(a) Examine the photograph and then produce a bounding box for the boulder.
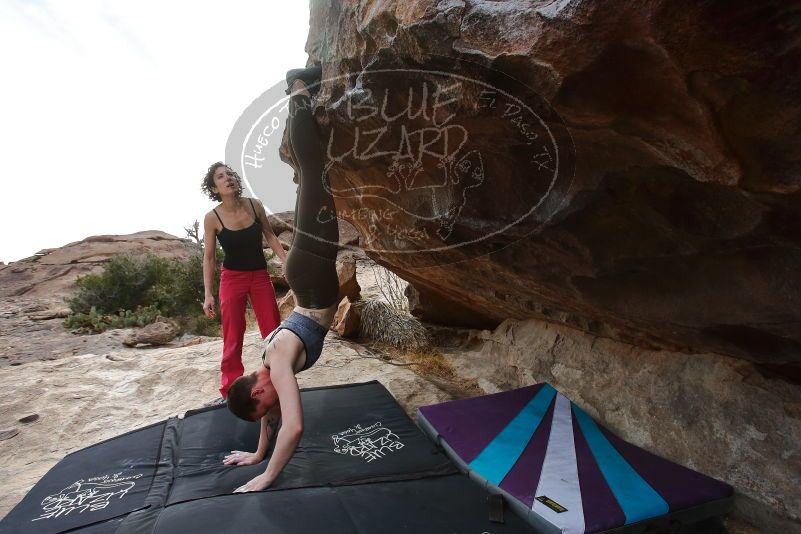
[266,255,288,288]
[304,0,801,379]
[277,290,296,320]
[27,307,72,321]
[266,211,294,235]
[277,231,294,250]
[336,252,361,302]
[331,296,363,338]
[122,316,181,347]
[337,219,362,248]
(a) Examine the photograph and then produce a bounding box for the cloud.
[100,8,157,66]
[0,1,311,263]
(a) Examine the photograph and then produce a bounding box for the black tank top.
[213,198,268,271]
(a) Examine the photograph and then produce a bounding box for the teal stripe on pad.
[572,403,669,523]
[468,383,557,485]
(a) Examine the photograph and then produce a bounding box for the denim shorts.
[263,311,329,372]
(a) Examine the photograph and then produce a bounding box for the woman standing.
[201,163,287,399]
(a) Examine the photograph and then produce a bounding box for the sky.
[0,0,310,263]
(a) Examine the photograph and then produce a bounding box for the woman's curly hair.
[202,162,244,202]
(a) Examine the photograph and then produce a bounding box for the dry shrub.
[370,263,409,311]
[395,346,454,380]
[382,344,484,399]
[359,298,430,351]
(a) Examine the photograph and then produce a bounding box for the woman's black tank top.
[213,198,268,271]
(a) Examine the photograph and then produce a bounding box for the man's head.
[226,368,278,422]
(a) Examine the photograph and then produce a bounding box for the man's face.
[249,370,278,420]
[251,395,274,420]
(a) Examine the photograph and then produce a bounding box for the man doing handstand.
[221,65,341,493]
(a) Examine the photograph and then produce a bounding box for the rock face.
[300,1,801,529]
[405,282,495,329]
[302,0,801,384]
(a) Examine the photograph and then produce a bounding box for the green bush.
[64,244,226,335]
[66,253,172,315]
[185,313,223,337]
[61,224,291,336]
[63,304,162,334]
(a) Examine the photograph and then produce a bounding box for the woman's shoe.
[285,65,322,96]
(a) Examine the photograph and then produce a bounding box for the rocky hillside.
[0,230,199,298]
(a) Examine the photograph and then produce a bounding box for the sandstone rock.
[338,219,362,248]
[0,429,19,441]
[332,296,363,338]
[277,290,296,320]
[304,0,801,380]
[277,230,293,250]
[173,336,220,348]
[266,211,294,235]
[336,252,361,302]
[27,307,71,321]
[0,296,166,368]
[122,316,181,347]
[266,255,288,288]
[406,282,496,329]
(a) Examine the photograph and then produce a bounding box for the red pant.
[218,266,281,398]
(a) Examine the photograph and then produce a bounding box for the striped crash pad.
[416,383,734,534]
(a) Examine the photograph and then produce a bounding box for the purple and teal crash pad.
[416,383,734,534]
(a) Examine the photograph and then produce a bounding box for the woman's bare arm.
[255,199,287,263]
[202,212,218,317]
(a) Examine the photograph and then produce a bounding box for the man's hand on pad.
[223,450,263,466]
[233,473,272,493]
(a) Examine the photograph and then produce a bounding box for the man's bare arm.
[223,403,281,467]
[255,403,282,458]
[234,360,301,492]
